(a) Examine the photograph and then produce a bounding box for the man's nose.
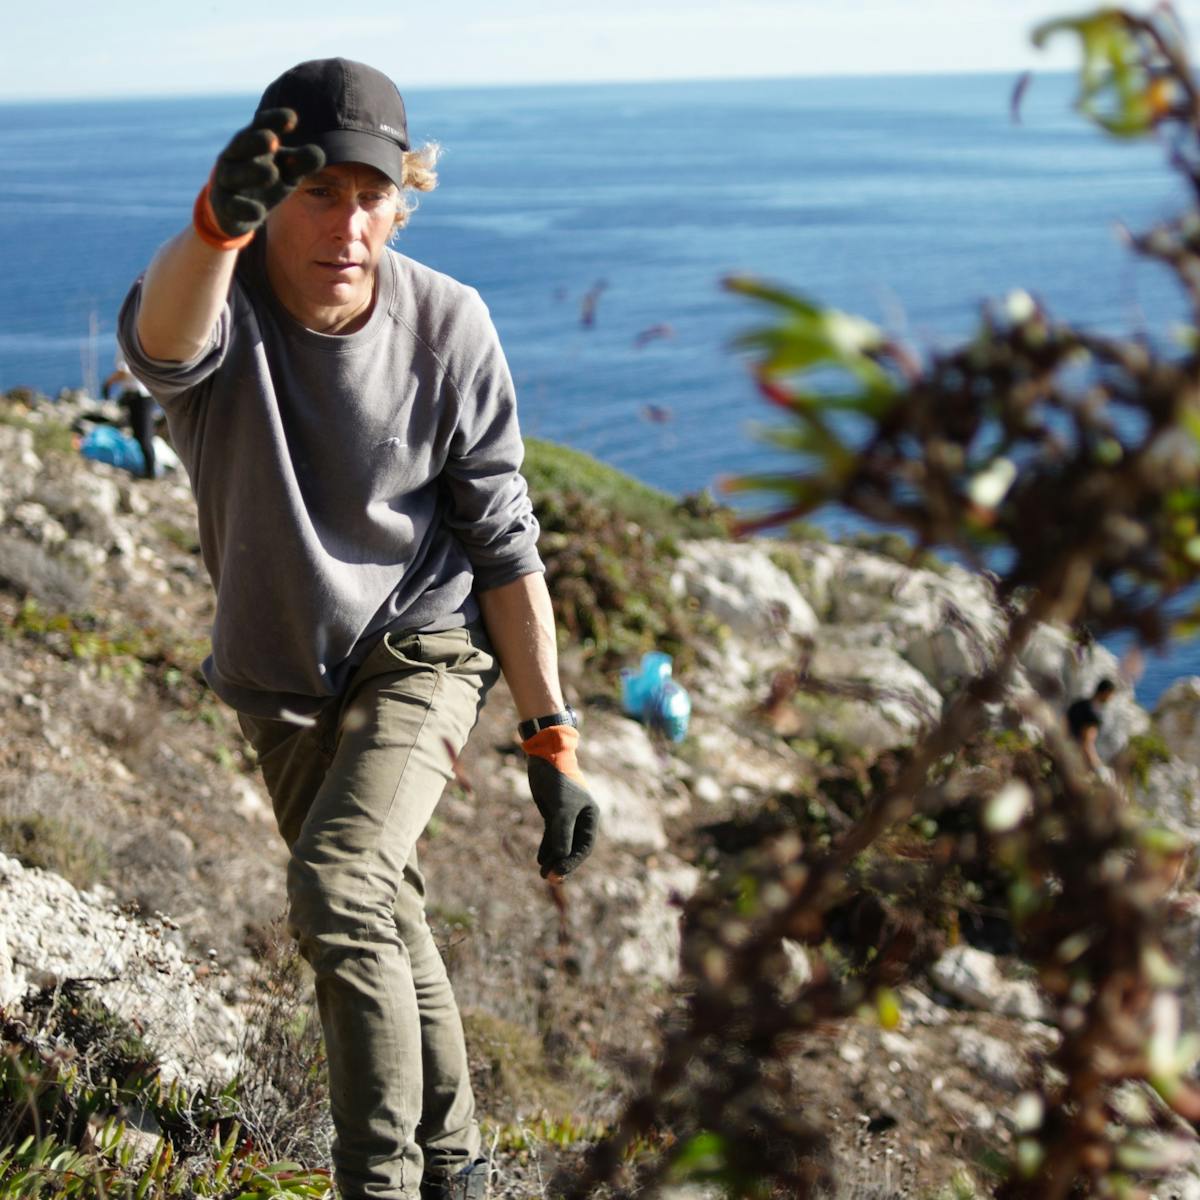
[330,200,369,241]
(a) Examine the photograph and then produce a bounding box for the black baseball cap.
[257,58,410,189]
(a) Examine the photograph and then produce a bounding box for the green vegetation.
[523,437,728,542]
[153,521,201,556]
[523,438,728,672]
[4,599,207,698]
[461,1009,579,1123]
[488,1114,611,1155]
[1120,729,1174,790]
[0,814,108,893]
[0,397,76,458]
[0,989,331,1199]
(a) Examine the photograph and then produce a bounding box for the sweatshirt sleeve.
[115,277,232,404]
[440,298,543,592]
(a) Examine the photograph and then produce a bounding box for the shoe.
[419,1156,489,1200]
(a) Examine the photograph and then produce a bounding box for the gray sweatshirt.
[117,239,542,719]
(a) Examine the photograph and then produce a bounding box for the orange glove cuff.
[192,178,255,253]
[522,724,585,785]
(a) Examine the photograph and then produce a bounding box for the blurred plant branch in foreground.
[565,6,1200,1199]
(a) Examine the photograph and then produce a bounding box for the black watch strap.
[518,706,578,742]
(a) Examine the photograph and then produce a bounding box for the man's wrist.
[193,179,255,252]
[517,706,577,743]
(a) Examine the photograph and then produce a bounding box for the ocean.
[0,72,1197,704]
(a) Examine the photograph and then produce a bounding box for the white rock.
[879,1029,918,1070]
[930,945,1052,1023]
[780,938,812,994]
[791,542,843,619]
[1135,758,1200,838]
[69,473,122,520]
[583,715,663,776]
[1096,694,1150,764]
[672,540,819,701]
[61,537,109,570]
[595,859,700,982]
[232,776,272,822]
[952,1027,1027,1091]
[582,774,669,853]
[689,719,803,794]
[578,717,673,852]
[811,641,942,728]
[896,983,950,1027]
[1156,678,1200,770]
[1018,623,1076,699]
[1160,897,1200,1038]
[784,639,943,752]
[941,1087,996,1131]
[119,481,152,517]
[0,851,241,1087]
[808,546,1002,698]
[1156,1167,1200,1200]
[674,540,818,644]
[11,501,68,547]
[0,425,41,503]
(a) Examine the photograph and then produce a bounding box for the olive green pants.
[239,624,499,1199]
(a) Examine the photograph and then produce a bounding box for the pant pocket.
[414,623,498,678]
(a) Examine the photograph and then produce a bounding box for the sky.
[7,0,1200,101]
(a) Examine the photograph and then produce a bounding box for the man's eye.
[306,186,332,198]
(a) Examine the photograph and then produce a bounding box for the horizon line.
[0,65,1075,107]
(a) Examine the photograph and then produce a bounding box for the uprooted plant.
[563,7,1200,1198]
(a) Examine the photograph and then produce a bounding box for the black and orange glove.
[522,726,600,879]
[193,108,325,251]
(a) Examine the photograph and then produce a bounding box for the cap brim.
[309,129,406,190]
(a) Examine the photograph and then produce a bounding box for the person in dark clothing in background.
[101,357,163,478]
[1066,678,1115,773]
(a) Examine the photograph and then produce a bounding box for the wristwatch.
[518,706,578,742]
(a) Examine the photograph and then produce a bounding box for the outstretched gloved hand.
[522,726,600,879]
[194,108,325,250]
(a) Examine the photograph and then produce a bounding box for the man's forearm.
[476,572,564,720]
[136,227,239,363]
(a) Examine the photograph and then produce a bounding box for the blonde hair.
[392,141,441,234]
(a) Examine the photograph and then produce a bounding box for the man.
[1066,677,1116,773]
[117,58,599,1200]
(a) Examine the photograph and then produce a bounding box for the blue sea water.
[0,73,1197,703]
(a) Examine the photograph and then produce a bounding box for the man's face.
[263,162,400,330]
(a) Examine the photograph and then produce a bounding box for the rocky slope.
[1,387,1199,1198]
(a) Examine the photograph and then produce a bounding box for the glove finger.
[215,155,279,192]
[251,106,298,137]
[553,806,599,877]
[536,812,573,871]
[572,804,599,860]
[210,193,267,237]
[219,126,280,164]
[277,144,326,186]
[550,850,587,879]
[540,803,600,878]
